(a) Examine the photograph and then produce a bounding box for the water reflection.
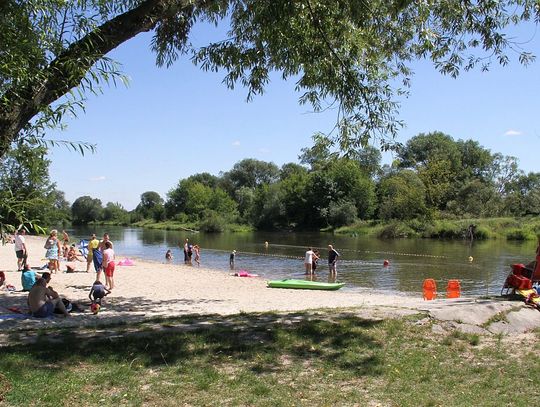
[65,226,537,296]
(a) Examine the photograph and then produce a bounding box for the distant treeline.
[2,132,539,237]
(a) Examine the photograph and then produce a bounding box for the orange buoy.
[446,280,461,298]
[422,279,437,300]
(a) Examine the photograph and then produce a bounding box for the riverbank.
[1,236,540,337]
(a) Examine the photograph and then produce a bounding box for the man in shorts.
[14,229,28,271]
[27,273,69,318]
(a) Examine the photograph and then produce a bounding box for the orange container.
[423,279,437,300]
[446,279,461,298]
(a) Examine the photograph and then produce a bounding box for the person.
[312,249,320,273]
[86,233,100,273]
[187,243,193,265]
[193,244,200,266]
[62,230,69,244]
[229,250,236,269]
[182,238,189,264]
[27,273,69,318]
[14,228,28,271]
[44,230,61,273]
[103,240,115,290]
[62,241,69,259]
[304,247,318,275]
[165,249,173,262]
[67,245,83,262]
[21,263,41,291]
[88,280,111,305]
[93,233,112,281]
[0,271,5,288]
[328,244,340,275]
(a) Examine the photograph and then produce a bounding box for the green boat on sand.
[267,279,345,290]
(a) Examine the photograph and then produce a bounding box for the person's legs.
[305,262,312,274]
[32,301,55,318]
[51,297,69,316]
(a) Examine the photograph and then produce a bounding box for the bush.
[198,210,226,233]
[377,222,418,238]
[328,200,357,228]
[506,228,536,241]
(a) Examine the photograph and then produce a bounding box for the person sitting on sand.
[28,273,69,318]
[66,245,83,262]
[89,280,111,305]
[21,263,41,291]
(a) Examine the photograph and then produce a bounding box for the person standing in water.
[304,247,318,275]
[328,244,340,276]
[229,250,236,269]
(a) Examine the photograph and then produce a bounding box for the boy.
[88,280,111,305]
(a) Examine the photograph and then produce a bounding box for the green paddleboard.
[267,279,345,290]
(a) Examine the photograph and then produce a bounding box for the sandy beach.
[1,236,539,336]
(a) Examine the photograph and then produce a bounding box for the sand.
[2,236,537,337]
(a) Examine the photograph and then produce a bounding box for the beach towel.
[93,249,103,272]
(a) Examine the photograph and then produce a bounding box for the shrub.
[377,222,418,238]
[506,228,536,241]
[198,210,226,233]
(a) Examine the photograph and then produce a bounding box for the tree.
[1,0,537,158]
[103,202,130,223]
[71,196,103,225]
[377,170,428,220]
[221,159,279,192]
[136,191,164,218]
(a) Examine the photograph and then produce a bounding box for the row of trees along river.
[2,132,539,240]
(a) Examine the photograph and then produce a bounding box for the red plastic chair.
[446,280,461,298]
[423,279,437,300]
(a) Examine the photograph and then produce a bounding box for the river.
[67,226,537,297]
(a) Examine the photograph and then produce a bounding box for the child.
[21,264,41,291]
[193,245,201,266]
[103,241,115,290]
[88,280,111,305]
[165,249,173,262]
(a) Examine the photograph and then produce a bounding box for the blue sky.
[48,22,540,210]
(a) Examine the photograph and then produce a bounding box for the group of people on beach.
[172,238,201,266]
[10,228,117,318]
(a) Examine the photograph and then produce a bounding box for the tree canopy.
[1,0,538,158]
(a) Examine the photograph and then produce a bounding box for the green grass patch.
[1,311,540,406]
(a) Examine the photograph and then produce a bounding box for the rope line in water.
[257,243,448,259]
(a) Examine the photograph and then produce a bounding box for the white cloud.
[232,140,241,146]
[89,176,106,182]
[504,129,522,136]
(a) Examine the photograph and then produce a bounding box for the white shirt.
[14,234,25,251]
[305,250,314,264]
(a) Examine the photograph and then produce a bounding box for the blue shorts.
[32,302,54,318]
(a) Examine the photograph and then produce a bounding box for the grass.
[335,217,540,241]
[1,311,540,406]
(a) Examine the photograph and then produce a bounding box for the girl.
[44,230,61,273]
[102,241,116,290]
[193,245,201,266]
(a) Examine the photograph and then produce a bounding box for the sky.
[47,20,540,211]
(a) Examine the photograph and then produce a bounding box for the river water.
[67,226,537,297]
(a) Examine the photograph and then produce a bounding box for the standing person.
[328,244,340,276]
[182,238,189,264]
[229,250,236,269]
[86,234,100,273]
[14,229,28,271]
[312,249,320,273]
[304,247,318,275]
[102,241,115,290]
[193,245,201,266]
[44,230,61,273]
[94,233,112,281]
